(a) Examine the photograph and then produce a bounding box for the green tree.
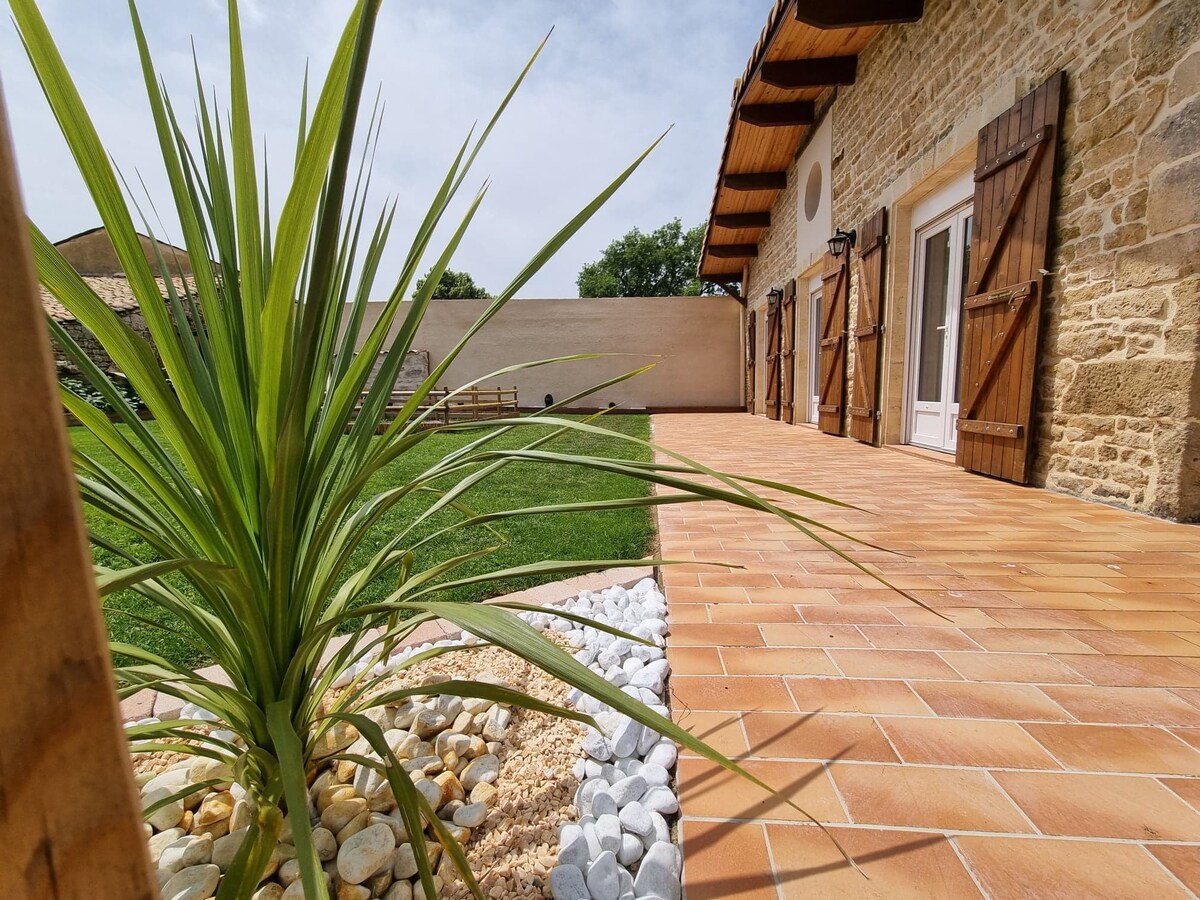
[577,218,719,297]
[413,266,491,299]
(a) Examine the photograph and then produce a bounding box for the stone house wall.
[745,0,1200,521]
[55,310,152,377]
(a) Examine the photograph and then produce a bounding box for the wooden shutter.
[818,251,848,435]
[764,295,782,420]
[780,279,797,423]
[746,310,756,412]
[848,208,887,444]
[956,71,1064,482]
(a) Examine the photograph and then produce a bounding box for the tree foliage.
[577,218,719,297]
[414,266,492,299]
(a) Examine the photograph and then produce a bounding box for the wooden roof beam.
[714,212,772,229]
[722,171,787,191]
[738,100,815,127]
[794,0,924,29]
[761,56,858,89]
[707,244,759,259]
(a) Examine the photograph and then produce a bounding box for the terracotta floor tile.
[858,624,981,650]
[741,711,899,762]
[800,606,901,625]
[1022,723,1200,775]
[1069,629,1200,657]
[652,415,1200,897]
[675,710,750,757]
[707,603,802,623]
[1095,592,1200,611]
[994,770,1200,839]
[1169,728,1200,753]
[1008,576,1122,593]
[1148,845,1200,895]
[829,649,963,680]
[700,572,781,588]
[913,681,1071,721]
[887,606,1001,627]
[668,622,764,647]
[907,592,1022,614]
[955,836,1190,899]
[961,628,1098,653]
[679,819,777,900]
[667,602,711,624]
[1085,610,1200,631]
[666,645,724,675]
[777,573,864,589]
[787,677,933,715]
[670,586,748,603]
[1038,685,1200,726]
[677,756,847,823]
[1101,577,1200,593]
[830,763,1031,832]
[940,651,1090,684]
[761,623,872,648]
[719,647,836,677]
[766,825,983,899]
[823,588,902,607]
[998,591,1113,610]
[671,675,796,712]
[1159,776,1200,811]
[983,609,1106,630]
[743,587,837,603]
[1054,654,1200,687]
[879,717,1060,769]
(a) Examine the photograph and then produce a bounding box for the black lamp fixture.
[766,286,784,305]
[827,228,857,257]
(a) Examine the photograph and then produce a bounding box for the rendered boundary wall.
[353,296,742,411]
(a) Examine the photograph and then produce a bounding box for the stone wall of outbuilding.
[745,0,1200,521]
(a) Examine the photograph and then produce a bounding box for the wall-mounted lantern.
[766,287,784,305]
[827,228,857,257]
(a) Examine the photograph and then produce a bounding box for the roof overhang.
[698,0,925,281]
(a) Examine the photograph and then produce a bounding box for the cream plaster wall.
[352,296,742,411]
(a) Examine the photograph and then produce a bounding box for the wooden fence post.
[0,86,157,898]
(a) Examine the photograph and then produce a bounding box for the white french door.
[909,206,972,452]
[808,287,822,423]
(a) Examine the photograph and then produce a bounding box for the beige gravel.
[132,633,585,898]
[369,638,583,899]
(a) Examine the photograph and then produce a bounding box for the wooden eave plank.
[761,56,858,88]
[708,243,760,259]
[738,100,816,127]
[794,0,924,29]
[699,257,746,278]
[714,212,771,229]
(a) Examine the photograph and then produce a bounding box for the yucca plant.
[14,0,881,896]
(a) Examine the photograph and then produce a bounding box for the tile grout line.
[947,834,996,900]
[759,821,787,900]
[676,751,1200,780]
[981,768,1042,834]
[678,816,1200,844]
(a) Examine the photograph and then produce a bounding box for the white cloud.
[1,0,772,297]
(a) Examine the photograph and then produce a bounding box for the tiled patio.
[654,413,1200,899]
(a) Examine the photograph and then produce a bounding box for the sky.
[1,0,773,297]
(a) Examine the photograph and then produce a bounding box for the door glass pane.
[917,228,951,402]
[810,292,822,419]
[953,215,972,404]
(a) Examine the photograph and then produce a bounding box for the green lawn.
[72,415,654,669]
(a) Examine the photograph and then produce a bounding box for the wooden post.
[0,87,157,898]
